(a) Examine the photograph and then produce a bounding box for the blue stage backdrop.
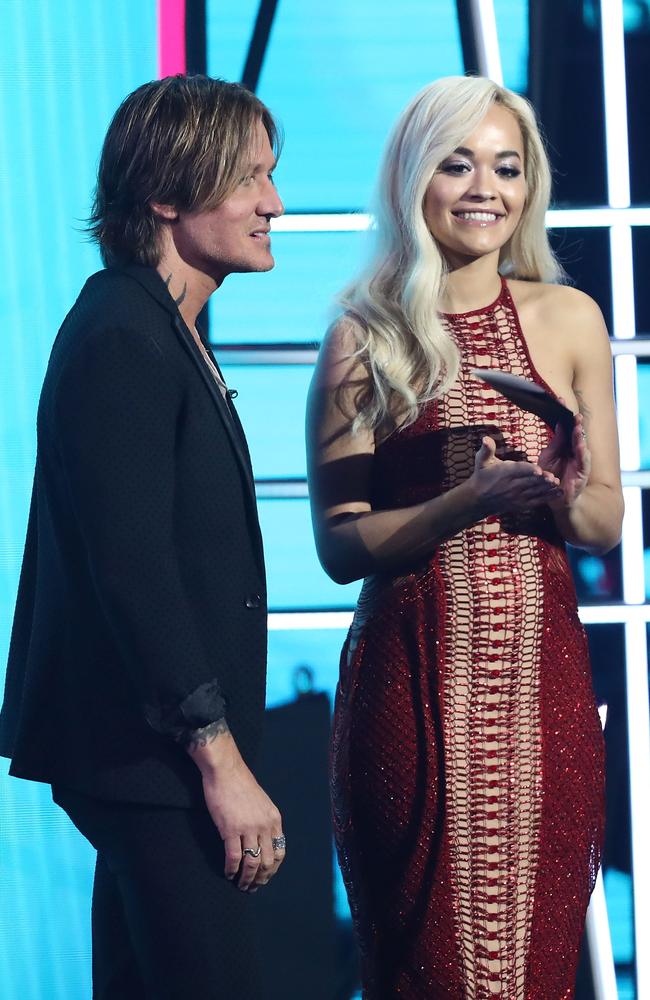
[0,3,157,997]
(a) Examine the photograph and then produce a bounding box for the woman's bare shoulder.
[322,312,366,354]
[507,279,607,342]
[313,314,370,393]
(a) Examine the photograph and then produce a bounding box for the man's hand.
[186,720,285,891]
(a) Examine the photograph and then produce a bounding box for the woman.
[307,76,623,999]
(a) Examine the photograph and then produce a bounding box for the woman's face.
[423,104,527,268]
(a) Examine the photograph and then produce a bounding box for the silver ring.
[272,836,286,851]
[242,846,261,858]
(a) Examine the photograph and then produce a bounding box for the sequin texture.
[330,279,605,999]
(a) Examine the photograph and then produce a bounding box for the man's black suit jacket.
[0,265,267,807]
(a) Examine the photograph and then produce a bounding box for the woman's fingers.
[508,461,557,483]
[475,436,497,468]
[521,484,563,503]
[516,464,564,500]
[573,414,588,452]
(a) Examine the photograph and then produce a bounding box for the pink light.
[158,0,186,77]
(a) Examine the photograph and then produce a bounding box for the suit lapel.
[203,344,252,455]
[172,315,257,498]
[116,266,263,565]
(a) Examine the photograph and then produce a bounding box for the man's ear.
[150,202,179,221]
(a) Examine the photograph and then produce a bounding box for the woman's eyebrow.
[451,147,522,160]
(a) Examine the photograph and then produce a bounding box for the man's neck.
[156,247,219,331]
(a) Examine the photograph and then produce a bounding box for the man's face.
[171,119,284,284]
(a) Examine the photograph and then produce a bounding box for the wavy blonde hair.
[340,75,563,433]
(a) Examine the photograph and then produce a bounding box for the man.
[0,75,285,998]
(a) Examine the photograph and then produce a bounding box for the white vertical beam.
[610,226,636,342]
[600,1,650,994]
[600,0,631,209]
[616,356,641,472]
[620,485,646,605]
[469,0,503,84]
[586,869,619,1000]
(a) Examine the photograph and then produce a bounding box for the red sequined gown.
[331,279,605,999]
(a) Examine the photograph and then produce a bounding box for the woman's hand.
[470,436,563,516]
[538,407,591,509]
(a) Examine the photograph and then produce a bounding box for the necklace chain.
[193,328,228,392]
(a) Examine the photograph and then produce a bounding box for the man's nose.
[260,181,284,219]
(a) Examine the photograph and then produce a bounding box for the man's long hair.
[87,75,281,267]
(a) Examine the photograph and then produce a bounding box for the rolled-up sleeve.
[145,679,227,742]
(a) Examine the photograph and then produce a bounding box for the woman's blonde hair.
[340,75,563,433]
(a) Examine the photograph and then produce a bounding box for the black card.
[472,367,576,440]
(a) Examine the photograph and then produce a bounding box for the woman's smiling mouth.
[452,210,505,226]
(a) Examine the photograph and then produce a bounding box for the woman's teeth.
[454,211,500,222]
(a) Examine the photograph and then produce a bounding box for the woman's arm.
[539,294,624,554]
[307,321,563,584]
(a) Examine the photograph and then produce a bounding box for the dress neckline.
[440,275,508,318]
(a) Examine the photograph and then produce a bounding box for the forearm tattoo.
[183,717,230,751]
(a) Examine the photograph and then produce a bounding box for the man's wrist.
[183,718,245,778]
[181,715,230,752]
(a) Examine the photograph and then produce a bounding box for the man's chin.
[239,254,276,274]
[209,254,275,281]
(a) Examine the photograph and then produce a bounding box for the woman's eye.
[497,166,521,178]
[441,162,470,174]
[240,174,254,186]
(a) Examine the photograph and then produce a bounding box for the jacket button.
[244,593,262,609]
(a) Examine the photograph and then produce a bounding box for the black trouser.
[52,787,263,1000]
